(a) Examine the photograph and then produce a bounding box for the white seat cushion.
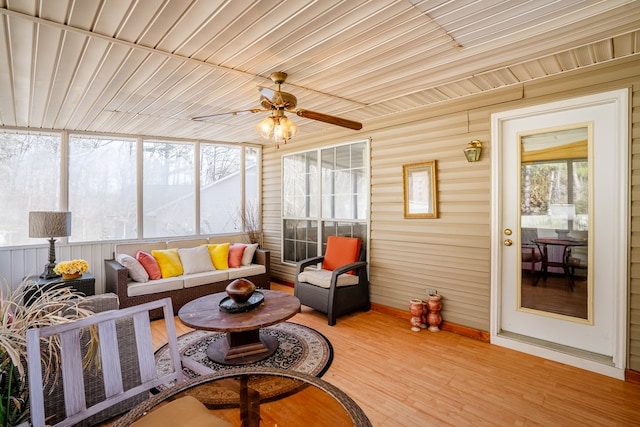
[297,268,359,289]
[228,264,266,280]
[183,270,230,288]
[126,278,183,297]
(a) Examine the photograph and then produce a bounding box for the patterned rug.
[155,322,333,391]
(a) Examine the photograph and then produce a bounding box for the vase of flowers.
[54,259,89,279]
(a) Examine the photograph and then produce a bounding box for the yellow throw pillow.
[205,243,230,270]
[151,248,184,278]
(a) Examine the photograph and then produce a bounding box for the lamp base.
[40,238,61,279]
[40,262,60,280]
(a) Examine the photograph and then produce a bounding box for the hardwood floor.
[132,283,640,426]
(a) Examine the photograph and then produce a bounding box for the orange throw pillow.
[322,236,361,274]
[228,244,247,268]
[136,250,162,280]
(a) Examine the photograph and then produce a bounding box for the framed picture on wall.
[403,160,438,218]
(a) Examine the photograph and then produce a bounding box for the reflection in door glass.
[519,127,590,320]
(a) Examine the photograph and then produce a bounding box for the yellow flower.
[53,259,89,275]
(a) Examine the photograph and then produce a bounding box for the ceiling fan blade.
[191,109,263,121]
[295,109,362,130]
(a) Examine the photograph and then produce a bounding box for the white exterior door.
[490,89,628,379]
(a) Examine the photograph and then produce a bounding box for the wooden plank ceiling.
[0,0,638,145]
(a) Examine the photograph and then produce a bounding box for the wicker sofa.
[105,234,270,318]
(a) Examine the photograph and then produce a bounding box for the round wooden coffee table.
[178,290,300,365]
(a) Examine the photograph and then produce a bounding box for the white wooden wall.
[0,242,115,293]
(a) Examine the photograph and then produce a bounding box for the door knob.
[504,228,512,235]
[504,239,513,246]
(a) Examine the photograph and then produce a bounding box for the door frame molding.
[489,89,629,379]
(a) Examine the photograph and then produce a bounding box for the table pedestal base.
[206,329,279,365]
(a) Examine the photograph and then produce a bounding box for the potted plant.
[53,259,90,280]
[0,276,97,426]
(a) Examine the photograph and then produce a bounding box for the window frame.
[0,128,262,246]
[281,139,370,265]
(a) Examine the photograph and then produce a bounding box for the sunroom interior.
[1,0,640,384]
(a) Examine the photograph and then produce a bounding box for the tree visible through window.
[0,132,61,246]
[69,136,137,241]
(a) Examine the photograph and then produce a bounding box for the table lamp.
[29,211,71,279]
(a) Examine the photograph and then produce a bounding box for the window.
[200,144,241,234]
[0,131,61,246]
[69,135,137,241]
[282,140,369,263]
[143,140,195,238]
[0,129,260,246]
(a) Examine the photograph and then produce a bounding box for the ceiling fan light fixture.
[255,112,298,148]
[256,116,275,139]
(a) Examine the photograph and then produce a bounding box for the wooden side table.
[23,273,96,305]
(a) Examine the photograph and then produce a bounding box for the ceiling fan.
[191,72,363,147]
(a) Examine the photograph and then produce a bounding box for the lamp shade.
[29,211,71,238]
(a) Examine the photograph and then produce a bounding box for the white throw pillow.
[178,246,215,274]
[116,253,149,283]
[241,243,259,266]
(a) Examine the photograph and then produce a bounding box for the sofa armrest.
[105,259,129,301]
[255,248,270,269]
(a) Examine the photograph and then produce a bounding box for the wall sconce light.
[464,140,482,162]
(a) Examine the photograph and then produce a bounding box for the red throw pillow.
[322,236,361,274]
[228,244,247,268]
[136,250,162,280]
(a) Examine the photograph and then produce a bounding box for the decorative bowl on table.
[225,278,256,303]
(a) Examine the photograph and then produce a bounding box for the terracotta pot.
[62,272,82,280]
[427,294,442,332]
[226,278,256,303]
[409,299,423,332]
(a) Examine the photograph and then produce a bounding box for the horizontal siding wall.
[263,56,640,369]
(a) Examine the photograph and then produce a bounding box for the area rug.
[155,322,333,391]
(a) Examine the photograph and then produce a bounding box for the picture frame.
[403,160,438,218]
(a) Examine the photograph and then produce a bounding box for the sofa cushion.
[178,246,214,274]
[126,277,183,297]
[241,243,259,266]
[205,243,230,270]
[116,254,149,283]
[297,268,360,288]
[152,249,184,278]
[183,270,230,288]
[228,264,267,280]
[136,251,162,280]
[322,236,361,274]
[228,244,246,268]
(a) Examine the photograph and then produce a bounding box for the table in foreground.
[178,289,301,365]
[113,367,372,427]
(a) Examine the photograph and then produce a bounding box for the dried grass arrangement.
[0,276,98,426]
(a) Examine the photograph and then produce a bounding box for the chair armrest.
[296,256,325,275]
[331,261,367,277]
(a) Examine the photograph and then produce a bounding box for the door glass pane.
[519,127,590,320]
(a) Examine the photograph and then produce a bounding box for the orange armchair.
[295,236,370,326]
